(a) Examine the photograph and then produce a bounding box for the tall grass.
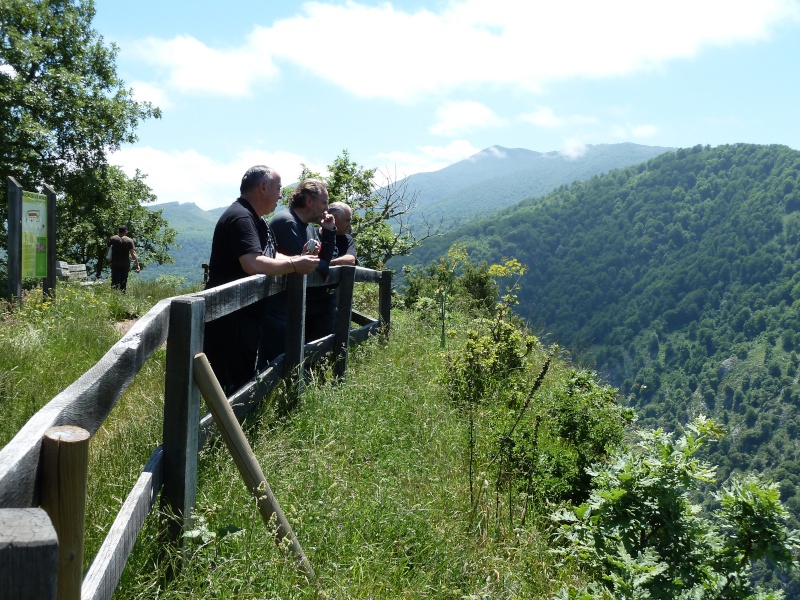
[113,311,572,599]
[2,278,576,598]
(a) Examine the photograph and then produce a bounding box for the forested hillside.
[139,202,224,283]
[404,144,800,551]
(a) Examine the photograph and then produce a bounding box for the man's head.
[290,179,329,223]
[327,202,352,234]
[240,165,282,216]
[119,225,128,236]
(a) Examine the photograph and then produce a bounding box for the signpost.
[6,176,57,303]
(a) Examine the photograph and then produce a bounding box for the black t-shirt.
[206,198,272,289]
[109,235,134,269]
[335,234,357,264]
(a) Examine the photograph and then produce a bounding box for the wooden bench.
[56,261,88,282]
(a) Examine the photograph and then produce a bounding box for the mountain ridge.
[144,142,672,282]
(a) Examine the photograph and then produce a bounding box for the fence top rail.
[0,266,388,508]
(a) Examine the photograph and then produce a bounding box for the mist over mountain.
[403,142,673,233]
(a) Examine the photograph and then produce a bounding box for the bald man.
[328,202,358,266]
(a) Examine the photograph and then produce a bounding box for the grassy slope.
[116,310,570,599]
[1,283,575,598]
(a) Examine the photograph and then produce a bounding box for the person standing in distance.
[204,165,319,394]
[107,225,140,292]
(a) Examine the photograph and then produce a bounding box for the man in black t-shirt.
[204,165,318,394]
[107,226,140,291]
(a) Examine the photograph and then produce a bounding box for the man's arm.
[330,234,357,266]
[330,254,356,266]
[239,253,319,276]
[129,247,141,272]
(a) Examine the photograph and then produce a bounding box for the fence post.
[333,266,356,379]
[7,176,22,304]
[40,426,90,600]
[161,296,205,545]
[43,184,57,298]
[379,270,392,338]
[0,508,58,599]
[284,273,307,411]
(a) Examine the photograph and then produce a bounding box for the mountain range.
[142,142,673,283]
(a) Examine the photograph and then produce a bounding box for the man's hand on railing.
[290,255,319,274]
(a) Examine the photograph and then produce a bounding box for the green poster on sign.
[22,191,48,278]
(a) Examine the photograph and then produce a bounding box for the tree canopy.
[0,0,165,274]
[292,149,439,269]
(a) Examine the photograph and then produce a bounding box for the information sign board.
[22,191,48,278]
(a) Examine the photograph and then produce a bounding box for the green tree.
[293,150,440,269]
[0,0,160,257]
[58,166,177,278]
[552,416,799,599]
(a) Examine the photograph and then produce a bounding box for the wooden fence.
[0,265,392,599]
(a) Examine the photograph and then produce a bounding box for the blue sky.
[92,0,800,210]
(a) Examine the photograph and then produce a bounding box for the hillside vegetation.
[404,144,800,546]
[1,277,797,598]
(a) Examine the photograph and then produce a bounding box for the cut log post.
[40,426,90,600]
[332,266,356,379]
[192,353,316,583]
[0,508,58,599]
[161,297,205,546]
[379,270,392,338]
[284,273,307,411]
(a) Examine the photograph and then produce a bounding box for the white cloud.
[126,0,800,102]
[130,34,278,98]
[560,138,588,159]
[429,101,505,136]
[129,80,173,110]
[519,106,598,128]
[377,140,481,177]
[631,124,659,138]
[108,146,310,210]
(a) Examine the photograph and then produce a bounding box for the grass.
[2,279,577,598]
[114,311,570,598]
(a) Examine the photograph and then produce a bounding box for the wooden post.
[379,270,392,338]
[332,266,356,379]
[43,184,57,298]
[284,273,307,411]
[0,508,58,600]
[193,353,316,583]
[40,426,90,600]
[161,297,205,544]
[7,176,22,304]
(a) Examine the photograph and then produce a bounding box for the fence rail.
[0,265,391,599]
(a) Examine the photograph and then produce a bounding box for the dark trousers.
[111,267,129,291]
[204,309,260,395]
[256,289,337,370]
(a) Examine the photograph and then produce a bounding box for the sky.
[91,0,800,211]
